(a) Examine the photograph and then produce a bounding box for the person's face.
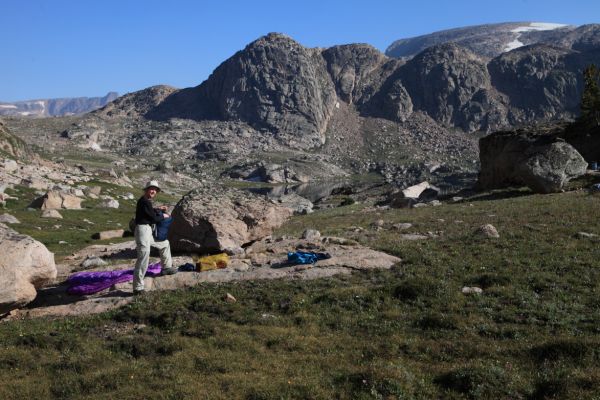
[145,187,158,199]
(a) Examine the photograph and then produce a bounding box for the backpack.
[152,216,173,241]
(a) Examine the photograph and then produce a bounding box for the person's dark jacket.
[135,196,165,225]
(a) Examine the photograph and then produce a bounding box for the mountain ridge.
[0,92,119,117]
[94,25,600,138]
[385,21,579,59]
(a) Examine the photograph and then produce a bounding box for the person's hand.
[163,213,170,218]
[158,205,168,211]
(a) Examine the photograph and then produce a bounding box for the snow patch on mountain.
[504,22,568,52]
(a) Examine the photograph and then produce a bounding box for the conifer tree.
[580,64,600,126]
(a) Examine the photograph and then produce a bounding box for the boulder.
[29,190,82,210]
[80,256,108,269]
[301,229,321,241]
[41,209,63,219]
[0,214,20,224]
[0,223,56,314]
[475,224,500,238]
[98,199,119,209]
[169,186,293,254]
[21,178,49,191]
[517,141,588,193]
[478,131,588,193]
[276,193,313,215]
[402,181,437,199]
[3,159,18,173]
[85,186,102,196]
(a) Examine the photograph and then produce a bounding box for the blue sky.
[1,0,598,101]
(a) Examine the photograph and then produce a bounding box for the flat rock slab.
[4,236,400,320]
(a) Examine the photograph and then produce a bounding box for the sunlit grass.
[1,189,599,398]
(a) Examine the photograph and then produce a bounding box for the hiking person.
[132,180,176,295]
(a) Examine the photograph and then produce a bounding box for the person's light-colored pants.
[133,224,172,291]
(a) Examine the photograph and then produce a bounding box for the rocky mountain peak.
[148,31,338,147]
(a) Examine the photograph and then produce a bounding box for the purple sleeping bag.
[67,262,162,295]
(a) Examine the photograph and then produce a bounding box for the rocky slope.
[0,119,28,159]
[0,92,118,117]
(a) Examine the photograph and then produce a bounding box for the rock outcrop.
[152,33,338,148]
[322,44,395,105]
[169,186,293,254]
[0,223,57,314]
[478,130,588,193]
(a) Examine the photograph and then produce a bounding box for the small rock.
[462,286,483,295]
[371,219,385,228]
[41,209,63,219]
[58,240,68,244]
[301,229,321,241]
[98,199,119,209]
[399,234,429,240]
[575,232,598,240]
[322,236,358,246]
[392,223,412,231]
[81,256,108,269]
[475,224,499,238]
[225,293,237,303]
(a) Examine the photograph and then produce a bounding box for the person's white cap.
[143,180,161,192]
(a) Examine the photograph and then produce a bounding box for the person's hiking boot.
[160,267,178,276]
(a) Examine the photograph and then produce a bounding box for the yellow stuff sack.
[195,253,229,272]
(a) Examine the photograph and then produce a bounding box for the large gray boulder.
[478,131,588,193]
[169,186,293,254]
[0,223,56,314]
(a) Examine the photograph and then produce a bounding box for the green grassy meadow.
[1,188,600,398]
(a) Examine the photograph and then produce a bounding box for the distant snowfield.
[0,104,18,109]
[504,22,568,52]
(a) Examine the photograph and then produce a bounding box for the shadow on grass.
[464,188,533,202]
[24,284,132,310]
